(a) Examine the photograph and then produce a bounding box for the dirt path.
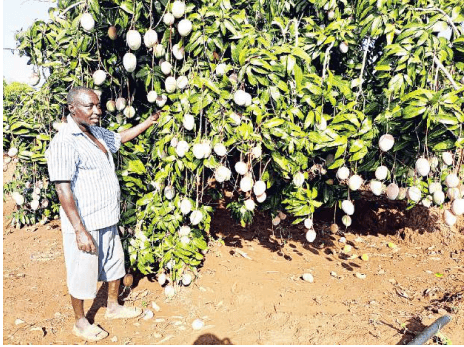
[3,182,464,344]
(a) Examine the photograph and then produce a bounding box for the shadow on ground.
[193,333,233,345]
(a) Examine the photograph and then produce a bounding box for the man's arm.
[55,181,96,254]
[120,111,161,144]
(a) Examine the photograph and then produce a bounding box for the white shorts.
[62,224,126,300]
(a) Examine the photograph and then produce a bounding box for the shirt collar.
[66,114,98,136]
[66,115,84,135]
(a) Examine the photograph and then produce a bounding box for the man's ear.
[68,103,75,115]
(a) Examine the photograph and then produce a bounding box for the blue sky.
[3,0,56,84]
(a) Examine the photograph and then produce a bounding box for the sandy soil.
[3,167,464,345]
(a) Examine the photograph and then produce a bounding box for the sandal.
[105,306,143,320]
[72,324,109,342]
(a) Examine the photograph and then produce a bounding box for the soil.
[3,166,464,345]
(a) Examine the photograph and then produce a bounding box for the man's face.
[69,90,102,128]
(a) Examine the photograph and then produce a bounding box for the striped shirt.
[46,115,121,232]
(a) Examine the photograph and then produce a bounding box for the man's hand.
[55,181,96,253]
[147,110,163,125]
[120,110,164,143]
[75,228,97,254]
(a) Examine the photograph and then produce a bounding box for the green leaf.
[349,147,368,161]
[263,118,284,128]
[127,159,146,175]
[120,1,134,14]
[328,158,344,169]
[294,64,303,90]
[403,105,427,119]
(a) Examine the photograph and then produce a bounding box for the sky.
[2,0,56,84]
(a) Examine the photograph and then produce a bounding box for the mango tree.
[9,0,464,289]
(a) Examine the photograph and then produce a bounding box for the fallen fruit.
[164,284,175,298]
[330,223,339,233]
[342,245,352,253]
[123,274,133,287]
[443,209,457,226]
[192,319,204,330]
[451,199,464,216]
[302,273,314,282]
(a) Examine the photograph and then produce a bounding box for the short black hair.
[67,86,94,105]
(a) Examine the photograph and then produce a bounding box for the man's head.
[67,87,102,129]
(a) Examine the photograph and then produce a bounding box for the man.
[46,86,160,342]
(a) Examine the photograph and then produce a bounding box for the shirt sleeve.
[46,141,78,182]
[95,127,121,154]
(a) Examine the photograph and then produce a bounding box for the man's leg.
[106,278,121,313]
[71,295,91,330]
[63,231,108,341]
[105,278,142,318]
[102,226,141,319]
[70,294,108,341]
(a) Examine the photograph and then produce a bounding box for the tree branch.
[414,7,460,37]
[322,42,334,82]
[357,37,371,102]
[432,55,459,90]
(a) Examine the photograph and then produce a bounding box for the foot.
[72,320,108,342]
[105,303,143,320]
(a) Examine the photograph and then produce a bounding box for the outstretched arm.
[55,181,96,254]
[120,111,161,144]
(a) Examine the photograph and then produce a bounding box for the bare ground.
[3,167,464,345]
